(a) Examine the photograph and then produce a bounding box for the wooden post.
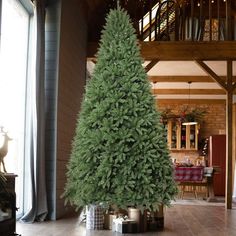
[158,0,161,39]
[174,3,179,41]
[194,59,233,208]
[217,0,220,41]
[233,104,236,194]
[182,4,186,40]
[199,0,204,41]
[141,1,144,40]
[149,0,152,41]
[209,0,212,41]
[166,1,169,40]
[191,0,194,41]
[226,60,233,209]
[226,0,232,40]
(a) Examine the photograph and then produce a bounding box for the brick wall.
[157,100,226,162]
[157,100,226,138]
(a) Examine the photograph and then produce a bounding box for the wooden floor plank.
[16,205,236,236]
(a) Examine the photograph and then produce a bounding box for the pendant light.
[182,81,198,126]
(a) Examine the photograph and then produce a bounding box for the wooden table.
[174,166,216,201]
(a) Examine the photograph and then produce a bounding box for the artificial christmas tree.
[64,6,177,219]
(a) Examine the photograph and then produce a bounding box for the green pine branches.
[64,7,177,211]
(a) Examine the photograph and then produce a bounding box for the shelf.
[171,149,200,152]
[167,121,199,151]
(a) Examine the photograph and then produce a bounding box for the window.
[0,0,34,217]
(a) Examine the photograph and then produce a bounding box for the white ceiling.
[87,61,236,76]
[152,82,220,89]
[87,60,236,101]
[148,61,236,76]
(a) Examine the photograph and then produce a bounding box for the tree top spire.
[117,0,120,9]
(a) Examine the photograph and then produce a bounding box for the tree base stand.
[126,205,164,232]
[147,205,164,231]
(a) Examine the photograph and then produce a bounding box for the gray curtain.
[21,0,47,223]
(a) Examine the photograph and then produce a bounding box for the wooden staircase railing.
[137,0,235,41]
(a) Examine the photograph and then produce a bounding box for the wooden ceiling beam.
[149,76,236,83]
[87,41,236,61]
[195,60,228,91]
[145,60,159,72]
[156,99,226,104]
[233,82,236,91]
[152,88,227,95]
[91,59,97,64]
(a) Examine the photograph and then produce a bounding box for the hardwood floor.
[16,205,236,236]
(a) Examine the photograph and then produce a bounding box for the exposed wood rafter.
[233,83,236,91]
[87,42,236,61]
[156,99,226,104]
[152,89,227,95]
[149,76,236,83]
[91,59,97,64]
[145,60,159,72]
[194,60,228,91]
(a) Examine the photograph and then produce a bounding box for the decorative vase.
[86,204,104,230]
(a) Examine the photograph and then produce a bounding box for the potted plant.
[63,6,178,231]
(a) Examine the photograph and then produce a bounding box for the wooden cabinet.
[167,120,199,150]
[0,174,17,236]
[167,121,181,149]
[208,135,226,196]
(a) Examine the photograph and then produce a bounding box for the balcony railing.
[136,0,235,41]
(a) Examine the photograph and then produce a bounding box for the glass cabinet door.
[190,124,196,149]
[171,122,177,149]
[167,121,199,150]
[167,121,181,150]
[185,123,198,150]
[181,125,186,149]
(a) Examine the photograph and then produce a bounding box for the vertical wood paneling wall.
[45,0,87,220]
[45,0,61,220]
[56,0,87,219]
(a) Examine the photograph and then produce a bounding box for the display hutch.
[167,120,199,151]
